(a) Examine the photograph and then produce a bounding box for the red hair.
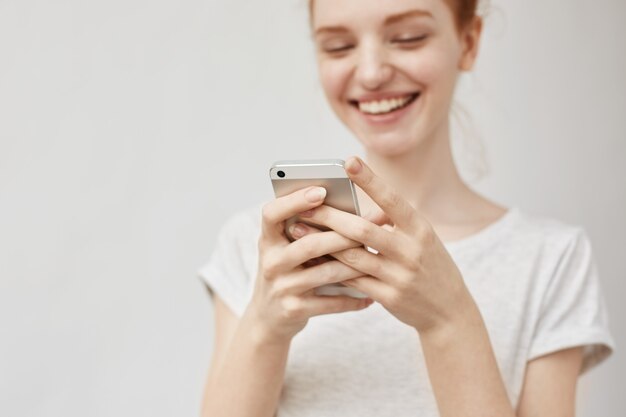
[445,0,479,32]
[308,0,480,33]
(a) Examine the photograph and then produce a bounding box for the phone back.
[270,159,361,217]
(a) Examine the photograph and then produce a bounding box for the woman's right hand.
[244,186,374,344]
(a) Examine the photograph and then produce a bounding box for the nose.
[354,40,393,90]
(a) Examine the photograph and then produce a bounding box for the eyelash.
[325,35,428,54]
[395,35,429,44]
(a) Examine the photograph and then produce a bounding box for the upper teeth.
[358,94,414,114]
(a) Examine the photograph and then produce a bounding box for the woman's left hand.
[290,156,476,335]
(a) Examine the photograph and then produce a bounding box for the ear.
[458,16,483,72]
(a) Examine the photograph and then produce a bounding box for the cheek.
[402,45,459,91]
[318,61,350,103]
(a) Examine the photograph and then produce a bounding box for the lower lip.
[352,94,420,126]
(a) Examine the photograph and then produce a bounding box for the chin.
[338,107,433,158]
[351,128,423,157]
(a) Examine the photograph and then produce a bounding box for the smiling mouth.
[349,92,420,115]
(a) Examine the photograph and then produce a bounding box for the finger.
[302,255,333,269]
[288,223,351,269]
[281,229,363,270]
[299,204,399,257]
[277,260,367,294]
[301,294,374,316]
[344,156,418,229]
[261,186,327,243]
[362,207,393,228]
[330,246,399,285]
[341,276,392,304]
[291,209,391,234]
[287,221,323,240]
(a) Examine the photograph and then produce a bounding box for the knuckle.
[258,232,272,251]
[269,277,289,299]
[410,210,428,226]
[342,248,361,264]
[387,289,404,307]
[280,297,303,320]
[396,275,413,293]
[319,261,340,284]
[406,250,423,273]
[405,207,419,226]
[382,190,401,208]
[261,203,271,220]
[261,203,275,224]
[354,221,371,241]
[417,223,435,246]
[261,254,282,278]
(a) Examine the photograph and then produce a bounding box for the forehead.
[312,0,448,29]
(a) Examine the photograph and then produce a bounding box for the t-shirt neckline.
[442,206,519,251]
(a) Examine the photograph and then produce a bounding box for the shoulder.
[216,201,266,243]
[516,210,615,375]
[470,207,596,283]
[500,208,602,298]
[507,207,589,256]
[198,202,267,317]
[445,206,587,262]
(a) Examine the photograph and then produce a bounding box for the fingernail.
[346,157,362,174]
[289,223,306,239]
[305,187,326,203]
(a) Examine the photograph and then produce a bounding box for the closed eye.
[323,35,428,54]
[394,35,428,44]
[326,45,353,53]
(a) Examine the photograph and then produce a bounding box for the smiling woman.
[198,1,616,417]
[309,0,484,158]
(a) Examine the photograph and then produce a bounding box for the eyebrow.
[313,9,433,37]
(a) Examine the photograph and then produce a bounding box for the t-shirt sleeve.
[528,228,616,375]
[196,211,256,317]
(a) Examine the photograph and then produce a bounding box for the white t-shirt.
[198,203,616,416]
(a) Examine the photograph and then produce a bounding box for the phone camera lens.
[277,170,286,178]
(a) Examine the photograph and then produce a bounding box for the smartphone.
[269,159,368,299]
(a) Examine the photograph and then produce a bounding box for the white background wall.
[0,0,623,415]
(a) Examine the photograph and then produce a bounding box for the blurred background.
[0,0,624,415]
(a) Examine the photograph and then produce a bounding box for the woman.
[198,0,615,416]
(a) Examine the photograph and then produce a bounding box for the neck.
[360,120,475,225]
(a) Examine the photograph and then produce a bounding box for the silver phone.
[269,159,368,299]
